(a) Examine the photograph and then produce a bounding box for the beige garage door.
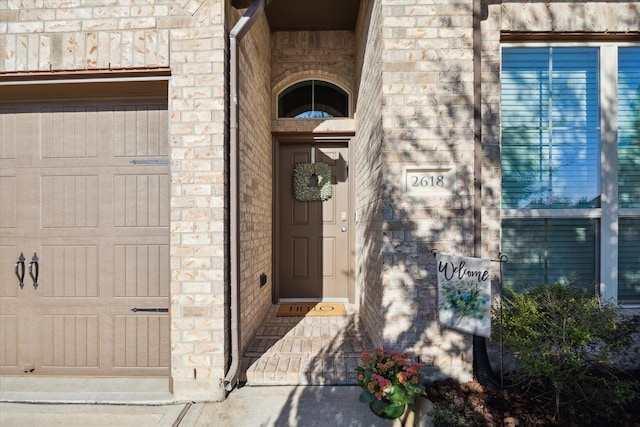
[0,91,170,376]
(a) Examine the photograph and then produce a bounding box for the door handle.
[29,253,39,290]
[15,252,25,289]
[131,308,169,313]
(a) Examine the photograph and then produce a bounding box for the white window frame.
[500,42,640,307]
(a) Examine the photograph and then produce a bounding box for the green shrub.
[493,282,640,423]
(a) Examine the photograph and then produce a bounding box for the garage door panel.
[41,106,99,159]
[114,244,169,298]
[1,244,21,372]
[0,107,17,159]
[40,315,100,368]
[0,315,18,368]
[0,176,17,230]
[40,245,99,298]
[1,245,21,297]
[114,315,170,368]
[41,175,99,228]
[113,174,170,227]
[113,104,168,157]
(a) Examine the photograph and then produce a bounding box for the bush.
[493,282,640,423]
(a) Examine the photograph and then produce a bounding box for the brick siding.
[1,0,638,401]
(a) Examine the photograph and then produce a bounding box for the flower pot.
[369,402,407,419]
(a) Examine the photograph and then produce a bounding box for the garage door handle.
[130,307,169,313]
[29,253,39,290]
[15,252,25,289]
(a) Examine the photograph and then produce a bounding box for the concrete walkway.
[0,385,435,427]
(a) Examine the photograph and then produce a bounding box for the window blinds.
[618,47,640,208]
[619,218,640,303]
[501,48,600,209]
[502,218,598,292]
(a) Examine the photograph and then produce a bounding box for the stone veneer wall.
[0,0,231,401]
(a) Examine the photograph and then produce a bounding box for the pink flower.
[356,348,425,407]
[378,377,392,391]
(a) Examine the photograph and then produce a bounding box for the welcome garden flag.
[436,253,492,338]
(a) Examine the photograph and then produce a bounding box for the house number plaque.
[402,165,456,196]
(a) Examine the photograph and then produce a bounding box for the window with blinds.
[501,45,640,304]
[619,218,640,303]
[502,218,598,293]
[501,48,600,210]
[618,47,640,304]
[618,47,640,209]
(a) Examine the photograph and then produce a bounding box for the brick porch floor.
[241,303,374,385]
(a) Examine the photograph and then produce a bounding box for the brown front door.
[0,97,170,376]
[277,142,352,301]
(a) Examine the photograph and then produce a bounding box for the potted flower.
[356,348,426,419]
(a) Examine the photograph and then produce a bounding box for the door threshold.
[278,298,349,303]
[0,376,174,404]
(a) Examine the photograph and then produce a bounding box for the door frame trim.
[272,134,355,304]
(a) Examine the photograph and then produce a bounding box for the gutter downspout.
[223,0,266,392]
[472,0,501,391]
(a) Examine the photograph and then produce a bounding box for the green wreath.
[293,162,333,202]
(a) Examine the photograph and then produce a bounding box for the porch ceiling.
[265,0,360,31]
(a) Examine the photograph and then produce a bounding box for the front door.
[277,142,353,301]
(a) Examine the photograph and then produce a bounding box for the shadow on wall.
[269,0,503,425]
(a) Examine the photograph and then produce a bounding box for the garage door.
[0,90,170,376]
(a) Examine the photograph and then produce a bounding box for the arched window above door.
[277,80,349,118]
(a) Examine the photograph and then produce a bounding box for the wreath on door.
[293,162,333,202]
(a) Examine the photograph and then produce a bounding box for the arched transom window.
[277,80,349,118]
